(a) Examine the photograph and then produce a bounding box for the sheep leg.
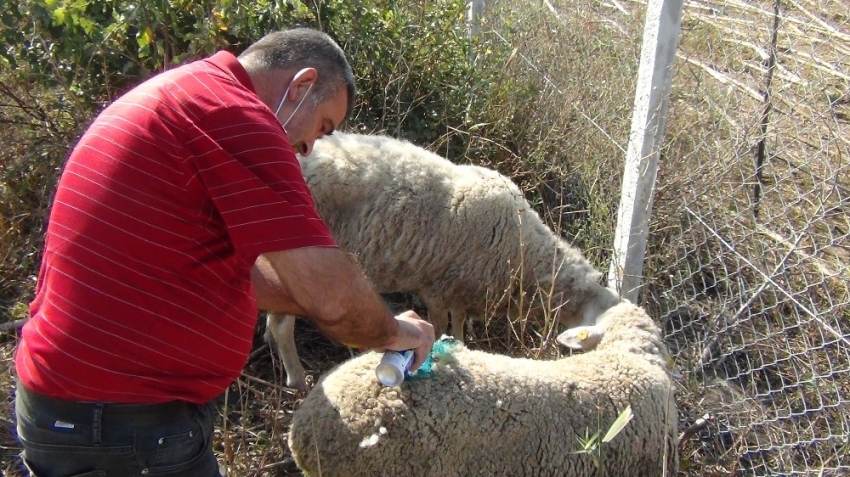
[427,307,450,340]
[265,312,309,392]
[450,309,467,342]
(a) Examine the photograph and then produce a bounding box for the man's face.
[282,85,348,157]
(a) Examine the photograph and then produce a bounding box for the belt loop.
[92,403,103,445]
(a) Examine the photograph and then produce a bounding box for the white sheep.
[287,301,678,477]
[267,132,620,390]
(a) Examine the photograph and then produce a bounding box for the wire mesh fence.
[645,0,850,474]
[477,0,848,474]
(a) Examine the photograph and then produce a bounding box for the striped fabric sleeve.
[186,105,338,262]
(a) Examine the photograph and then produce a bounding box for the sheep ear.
[556,326,603,350]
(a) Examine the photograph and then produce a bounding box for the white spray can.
[375,350,414,387]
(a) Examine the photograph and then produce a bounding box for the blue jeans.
[15,382,222,477]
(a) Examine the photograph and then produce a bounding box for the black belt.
[16,382,200,427]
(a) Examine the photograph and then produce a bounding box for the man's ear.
[288,67,317,99]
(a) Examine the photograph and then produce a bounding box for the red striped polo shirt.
[15,51,336,404]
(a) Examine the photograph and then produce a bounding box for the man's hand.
[379,310,435,372]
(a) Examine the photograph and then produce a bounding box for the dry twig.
[0,319,26,332]
[678,413,714,447]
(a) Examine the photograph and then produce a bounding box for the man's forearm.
[253,248,399,349]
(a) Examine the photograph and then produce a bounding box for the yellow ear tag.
[577,330,588,340]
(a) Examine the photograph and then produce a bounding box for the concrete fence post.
[608,0,684,301]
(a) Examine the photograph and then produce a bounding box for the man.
[14,28,435,477]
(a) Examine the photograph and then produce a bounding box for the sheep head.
[556,325,605,350]
[556,301,674,371]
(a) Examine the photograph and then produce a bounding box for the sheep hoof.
[286,374,311,394]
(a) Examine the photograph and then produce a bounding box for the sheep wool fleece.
[289,318,678,476]
[298,132,618,333]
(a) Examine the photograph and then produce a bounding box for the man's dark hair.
[239,28,355,121]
